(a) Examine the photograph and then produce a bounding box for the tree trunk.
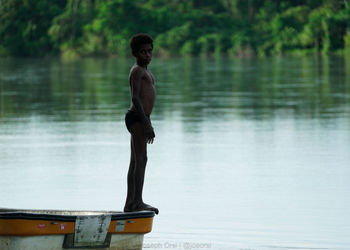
[71,0,81,42]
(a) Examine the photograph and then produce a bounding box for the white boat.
[0,208,155,250]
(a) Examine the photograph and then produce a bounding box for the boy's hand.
[145,125,155,144]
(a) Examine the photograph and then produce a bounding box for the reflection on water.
[1,56,349,122]
[0,56,350,249]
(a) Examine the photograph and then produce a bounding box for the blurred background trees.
[0,0,349,57]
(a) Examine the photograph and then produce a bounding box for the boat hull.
[0,208,154,249]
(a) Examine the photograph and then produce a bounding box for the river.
[0,56,349,249]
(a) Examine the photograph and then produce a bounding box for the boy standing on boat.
[124,34,158,214]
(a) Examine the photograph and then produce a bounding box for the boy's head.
[130,33,153,65]
[130,33,153,54]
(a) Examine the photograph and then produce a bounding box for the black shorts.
[125,110,150,133]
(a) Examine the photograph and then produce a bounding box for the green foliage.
[180,40,200,55]
[0,0,66,56]
[0,0,350,57]
[48,0,97,57]
[155,22,193,54]
[197,33,231,55]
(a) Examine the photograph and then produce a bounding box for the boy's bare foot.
[124,202,159,214]
[133,202,159,214]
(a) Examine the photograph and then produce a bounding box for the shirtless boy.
[124,33,158,214]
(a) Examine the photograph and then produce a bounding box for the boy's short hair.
[130,33,153,53]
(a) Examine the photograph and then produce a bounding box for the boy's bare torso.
[128,64,156,115]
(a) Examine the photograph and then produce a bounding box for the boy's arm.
[130,68,155,141]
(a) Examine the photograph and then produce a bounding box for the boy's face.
[134,44,153,65]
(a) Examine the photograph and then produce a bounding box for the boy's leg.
[129,122,159,214]
[124,137,135,212]
[131,122,147,205]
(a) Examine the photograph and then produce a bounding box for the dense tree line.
[0,0,349,57]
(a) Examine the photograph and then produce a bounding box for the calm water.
[0,56,350,249]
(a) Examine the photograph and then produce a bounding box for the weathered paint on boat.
[0,208,155,250]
